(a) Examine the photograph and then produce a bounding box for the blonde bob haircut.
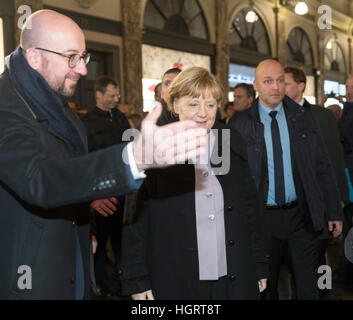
[167,67,224,116]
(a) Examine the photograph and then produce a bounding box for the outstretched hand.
[132,103,207,172]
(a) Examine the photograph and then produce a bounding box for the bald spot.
[20,10,85,52]
[255,59,284,80]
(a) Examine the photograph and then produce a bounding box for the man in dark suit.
[229,59,343,299]
[81,76,131,297]
[284,66,348,298]
[0,10,207,299]
[157,67,181,126]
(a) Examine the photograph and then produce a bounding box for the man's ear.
[96,90,103,101]
[253,80,257,92]
[25,48,41,70]
[299,82,305,94]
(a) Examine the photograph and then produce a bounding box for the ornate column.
[215,0,229,98]
[348,37,352,75]
[121,0,143,112]
[14,0,43,46]
[273,7,279,60]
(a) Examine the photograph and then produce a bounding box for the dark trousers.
[94,197,124,285]
[262,206,320,300]
[337,203,353,283]
[187,276,229,300]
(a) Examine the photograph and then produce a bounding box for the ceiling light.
[245,10,258,23]
[294,2,308,15]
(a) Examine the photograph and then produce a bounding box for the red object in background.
[148,84,156,92]
[173,62,183,70]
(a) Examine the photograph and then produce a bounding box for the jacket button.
[70,277,75,284]
[117,269,123,275]
[227,205,233,211]
[229,274,236,281]
[228,240,235,247]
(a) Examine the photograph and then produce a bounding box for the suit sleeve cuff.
[126,142,146,180]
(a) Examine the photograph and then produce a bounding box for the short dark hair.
[284,66,306,89]
[162,67,182,79]
[94,75,118,94]
[234,83,255,100]
[224,101,234,112]
[154,82,161,95]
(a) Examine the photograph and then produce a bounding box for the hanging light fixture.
[294,1,308,15]
[245,10,258,23]
[280,0,309,16]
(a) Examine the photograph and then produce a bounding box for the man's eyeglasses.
[35,47,91,68]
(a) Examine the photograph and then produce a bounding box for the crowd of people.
[0,9,353,300]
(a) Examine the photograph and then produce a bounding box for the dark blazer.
[81,107,131,152]
[229,96,342,232]
[303,99,349,202]
[118,121,269,300]
[0,57,143,299]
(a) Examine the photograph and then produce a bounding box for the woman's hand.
[258,279,267,293]
[132,290,155,300]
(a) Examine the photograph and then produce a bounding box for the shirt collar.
[299,98,305,106]
[259,101,284,118]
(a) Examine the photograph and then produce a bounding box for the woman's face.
[173,92,218,132]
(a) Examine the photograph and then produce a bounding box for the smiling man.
[229,59,343,300]
[0,10,207,300]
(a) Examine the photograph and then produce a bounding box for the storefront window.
[0,18,4,74]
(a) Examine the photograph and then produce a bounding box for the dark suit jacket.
[118,121,269,300]
[81,106,131,152]
[0,56,143,299]
[229,96,343,233]
[303,99,349,202]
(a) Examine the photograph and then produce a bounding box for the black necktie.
[269,111,285,205]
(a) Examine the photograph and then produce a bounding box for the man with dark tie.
[229,59,343,299]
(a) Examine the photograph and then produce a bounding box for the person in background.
[228,83,255,125]
[118,67,269,300]
[327,104,343,123]
[230,59,342,300]
[221,101,235,124]
[81,76,131,298]
[154,82,162,103]
[118,103,134,117]
[157,67,181,125]
[284,66,348,299]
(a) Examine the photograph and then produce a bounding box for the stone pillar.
[121,0,143,113]
[273,7,279,60]
[316,30,325,105]
[14,0,43,46]
[215,0,229,99]
[348,37,352,75]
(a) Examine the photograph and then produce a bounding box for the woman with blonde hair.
[118,67,268,300]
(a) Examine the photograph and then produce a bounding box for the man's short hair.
[94,76,118,94]
[224,101,234,112]
[162,68,182,79]
[284,67,307,89]
[234,83,256,100]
